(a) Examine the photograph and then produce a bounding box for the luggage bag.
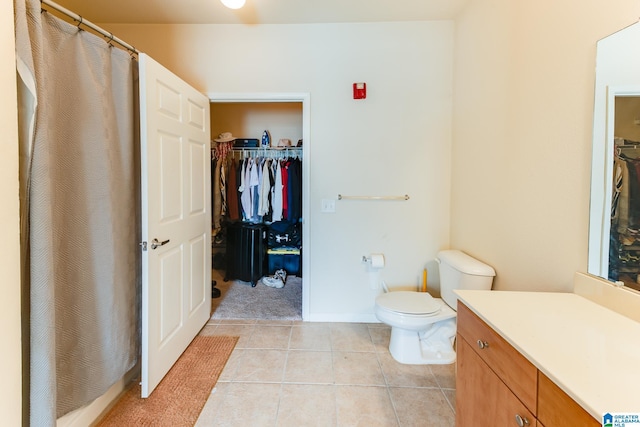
[225,222,266,287]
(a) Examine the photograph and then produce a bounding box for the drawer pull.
[477,339,489,349]
[515,414,530,427]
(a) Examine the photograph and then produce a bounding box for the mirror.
[588,21,640,291]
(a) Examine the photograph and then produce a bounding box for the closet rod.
[338,194,410,201]
[40,0,139,54]
[231,147,302,150]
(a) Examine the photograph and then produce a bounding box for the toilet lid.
[376,291,442,315]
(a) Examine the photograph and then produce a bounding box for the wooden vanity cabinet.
[457,338,536,427]
[537,372,599,427]
[456,302,599,427]
[456,302,537,427]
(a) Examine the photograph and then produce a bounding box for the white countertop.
[455,290,640,420]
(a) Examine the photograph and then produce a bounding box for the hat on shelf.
[274,138,292,149]
[214,132,236,143]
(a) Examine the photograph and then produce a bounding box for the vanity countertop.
[455,290,640,420]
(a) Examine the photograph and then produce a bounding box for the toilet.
[374,249,495,365]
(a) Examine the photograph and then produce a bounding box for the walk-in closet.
[209,100,304,320]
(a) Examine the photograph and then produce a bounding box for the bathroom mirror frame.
[588,86,640,278]
[588,21,640,288]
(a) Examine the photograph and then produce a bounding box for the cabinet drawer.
[457,302,537,414]
[538,372,599,427]
[457,338,536,427]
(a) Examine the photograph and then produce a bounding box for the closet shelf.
[231,147,302,151]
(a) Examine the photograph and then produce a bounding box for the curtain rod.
[40,0,139,54]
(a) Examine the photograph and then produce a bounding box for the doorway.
[208,93,310,320]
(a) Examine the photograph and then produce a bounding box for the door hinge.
[140,241,148,251]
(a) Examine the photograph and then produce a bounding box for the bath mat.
[96,335,238,426]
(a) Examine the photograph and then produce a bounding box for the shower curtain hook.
[106,32,114,47]
[76,15,83,30]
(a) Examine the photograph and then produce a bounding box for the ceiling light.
[220,0,245,9]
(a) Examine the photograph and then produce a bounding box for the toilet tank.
[437,250,495,310]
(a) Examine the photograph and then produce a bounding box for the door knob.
[151,238,170,249]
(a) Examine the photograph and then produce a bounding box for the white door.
[139,53,211,397]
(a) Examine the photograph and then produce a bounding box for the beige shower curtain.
[15,0,139,425]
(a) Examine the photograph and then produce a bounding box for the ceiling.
[50,0,468,25]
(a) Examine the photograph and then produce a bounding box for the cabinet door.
[457,337,536,427]
[457,302,537,413]
[538,372,599,427]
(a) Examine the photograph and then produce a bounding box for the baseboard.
[306,313,380,323]
[56,366,138,427]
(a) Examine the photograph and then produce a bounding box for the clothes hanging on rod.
[233,154,302,224]
[211,146,302,244]
[230,146,302,160]
[610,137,640,282]
[212,141,234,237]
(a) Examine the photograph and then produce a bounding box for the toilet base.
[388,318,457,365]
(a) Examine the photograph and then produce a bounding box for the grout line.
[203,319,456,425]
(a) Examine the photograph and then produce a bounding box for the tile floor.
[195,319,456,426]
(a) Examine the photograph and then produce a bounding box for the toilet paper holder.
[362,254,385,268]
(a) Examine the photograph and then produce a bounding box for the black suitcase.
[225,222,266,287]
[233,138,259,148]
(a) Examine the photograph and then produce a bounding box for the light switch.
[321,199,336,213]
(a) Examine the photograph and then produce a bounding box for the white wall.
[1,0,23,424]
[452,0,640,291]
[210,102,303,146]
[106,21,455,321]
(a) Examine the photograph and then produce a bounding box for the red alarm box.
[353,82,366,99]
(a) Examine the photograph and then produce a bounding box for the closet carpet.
[211,271,302,321]
[96,335,238,427]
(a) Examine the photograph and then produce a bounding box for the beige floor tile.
[198,324,220,336]
[261,319,295,326]
[246,325,292,349]
[217,348,243,382]
[368,326,391,353]
[389,387,455,427]
[214,324,255,348]
[194,381,230,426]
[284,350,334,384]
[276,384,337,427]
[234,349,288,382]
[377,352,439,388]
[442,389,456,414]
[330,324,376,352]
[335,385,399,426]
[367,322,389,328]
[289,324,332,350]
[197,382,281,427]
[216,318,257,325]
[429,362,456,389]
[197,320,459,426]
[333,352,385,386]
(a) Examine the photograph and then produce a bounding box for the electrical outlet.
[321,199,336,213]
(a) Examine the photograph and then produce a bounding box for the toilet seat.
[375,291,442,316]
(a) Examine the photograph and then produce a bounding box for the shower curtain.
[15,0,139,425]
